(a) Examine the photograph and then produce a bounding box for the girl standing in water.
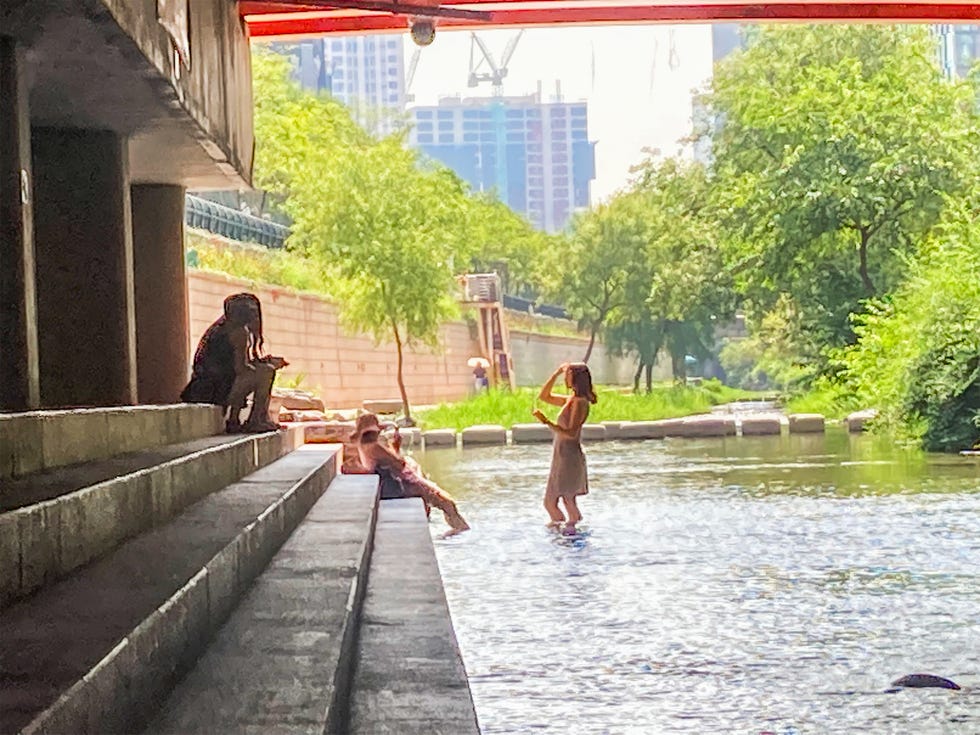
[532,362,597,532]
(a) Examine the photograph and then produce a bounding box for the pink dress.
[545,397,590,500]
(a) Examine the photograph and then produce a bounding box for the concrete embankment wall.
[510,329,665,387]
[188,270,637,409]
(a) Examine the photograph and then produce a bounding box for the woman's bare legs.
[544,496,565,527]
[562,495,583,527]
[414,479,470,535]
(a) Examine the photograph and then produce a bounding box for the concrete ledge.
[423,429,458,449]
[740,416,783,436]
[789,413,826,433]
[0,404,224,479]
[675,416,736,438]
[581,424,607,442]
[363,399,404,414]
[601,421,622,439]
[461,425,507,447]
[618,421,667,440]
[7,445,342,735]
[304,420,354,444]
[1,428,303,607]
[393,427,422,450]
[511,423,552,444]
[351,499,479,735]
[145,473,380,735]
[846,409,877,433]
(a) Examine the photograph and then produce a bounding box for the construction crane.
[467,30,523,96]
[405,47,422,101]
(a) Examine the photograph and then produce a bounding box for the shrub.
[839,200,980,450]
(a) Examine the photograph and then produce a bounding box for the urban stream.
[421,426,979,734]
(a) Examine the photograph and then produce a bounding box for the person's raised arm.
[537,364,568,407]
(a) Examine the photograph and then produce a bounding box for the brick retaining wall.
[188,270,636,409]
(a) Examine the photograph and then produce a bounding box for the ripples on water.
[418,429,980,734]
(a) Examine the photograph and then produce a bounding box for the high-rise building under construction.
[407,92,596,233]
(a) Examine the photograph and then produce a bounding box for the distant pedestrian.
[473,363,489,391]
[469,357,490,392]
[532,362,597,533]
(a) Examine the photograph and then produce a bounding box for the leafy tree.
[466,194,555,299]
[839,199,980,451]
[251,51,369,219]
[547,198,649,363]
[287,140,474,424]
[703,24,980,352]
[630,157,736,382]
[718,294,813,391]
[251,50,475,423]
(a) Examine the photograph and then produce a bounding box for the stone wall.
[187,270,637,409]
[509,329,664,387]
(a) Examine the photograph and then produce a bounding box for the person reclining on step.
[181,292,287,433]
[350,413,470,536]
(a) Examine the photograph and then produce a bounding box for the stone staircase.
[0,405,478,735]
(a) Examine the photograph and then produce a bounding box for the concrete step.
[351,499,480,735]
[0,404,225,480]
[144,473,379,735]
[1,444,341,735]
[0,427,304,607]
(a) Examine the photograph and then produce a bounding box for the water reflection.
[419,427,979,734]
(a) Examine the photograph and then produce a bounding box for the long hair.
[223,293,264,361]
[568,363,597,404]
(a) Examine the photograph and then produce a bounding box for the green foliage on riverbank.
[187,230,331,297]
[235,32,980,450]
[835,201,980,451]
[415,380,759,430]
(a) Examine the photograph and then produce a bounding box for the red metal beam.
[244,3,980,37]
[241,0,490,19]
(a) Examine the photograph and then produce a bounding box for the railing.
[184,194,290,248]
[186,198,572,319]
[502,294,569,320]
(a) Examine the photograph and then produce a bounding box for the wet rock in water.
[890,673,961,690]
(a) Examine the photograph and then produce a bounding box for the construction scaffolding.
[459,273,517,390]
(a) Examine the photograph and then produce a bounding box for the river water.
[420,428,980,734]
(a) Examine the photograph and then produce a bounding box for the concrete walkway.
[351,499,480,735]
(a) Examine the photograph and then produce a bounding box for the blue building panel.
[572,141,596,208]
[505,144,528,213]
[409,96,595,231]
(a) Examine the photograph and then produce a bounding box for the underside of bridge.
[241,0,980,37]
[1,0,253,411]
[2,1,980,413]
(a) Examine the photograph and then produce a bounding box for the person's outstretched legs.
[404,475,470,535]
[428,488,470,535]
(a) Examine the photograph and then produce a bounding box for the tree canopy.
[704,24,980,349]
[252,50,487,420]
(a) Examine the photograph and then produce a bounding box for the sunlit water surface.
[418,429,980,734]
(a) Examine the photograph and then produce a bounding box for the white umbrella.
[467,357,490,369]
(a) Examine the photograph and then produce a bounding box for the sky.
[406,24,715,203]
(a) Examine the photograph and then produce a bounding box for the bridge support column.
[0,37,40,411]
[32,128,137,407]
[132,184,190,404]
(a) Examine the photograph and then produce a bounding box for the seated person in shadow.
[349,413,470,537]
[181,292,287,434]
